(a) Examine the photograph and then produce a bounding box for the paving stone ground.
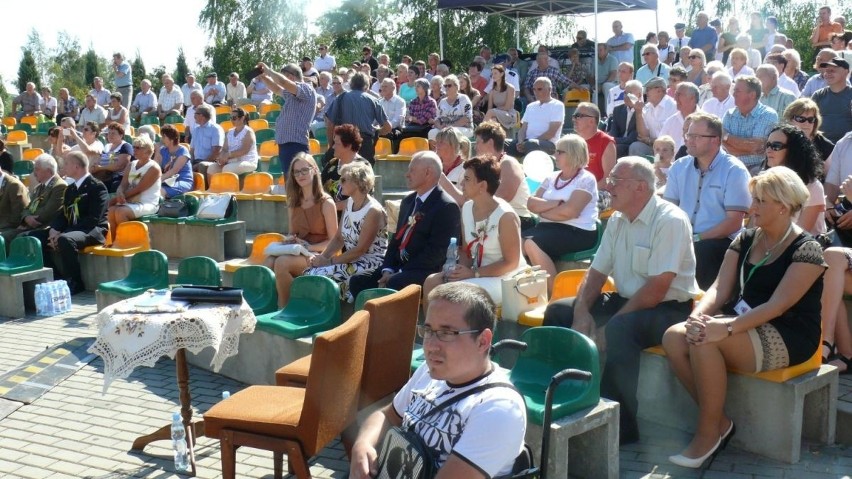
[1,292,851,478]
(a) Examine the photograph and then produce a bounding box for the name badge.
[733,298,751,316]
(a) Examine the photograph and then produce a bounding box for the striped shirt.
[275,82,316,146]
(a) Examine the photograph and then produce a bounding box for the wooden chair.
[204,310,369,479]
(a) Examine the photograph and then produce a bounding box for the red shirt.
[585,130,615,181]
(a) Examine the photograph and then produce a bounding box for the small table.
[88,291,256,476]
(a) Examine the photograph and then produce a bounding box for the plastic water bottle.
[46,282,57,316]
[222,391,231,400]
[35,283,47,316]
[171,412,190,471]
[442,237,459,281]
[60,281,72,313]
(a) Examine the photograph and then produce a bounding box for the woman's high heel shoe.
[668,436,722,469]
[720,421,736,450]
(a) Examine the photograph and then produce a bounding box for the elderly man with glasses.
[508,77,564,156]
[543,157,699,445]
[636,44,672,85]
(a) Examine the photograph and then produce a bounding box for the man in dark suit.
[349,151,461,297]
[608,79,642,158]
[24,151,109,294]
[2,154,67,247]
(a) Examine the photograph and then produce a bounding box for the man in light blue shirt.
[190,104,224,176]
[722,76,778,173]
[181,74,203,108]
[112,53,132,110]
[665,111,751,288]
[607,21,635,65]
[203,72,227,106]
[635,44,671,85]
[130,79,158,123]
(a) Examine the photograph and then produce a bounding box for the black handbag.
[374,383,515,479]
[170,286,243,304]
[157,198,189,218]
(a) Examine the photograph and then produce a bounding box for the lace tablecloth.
[88,292,257,392]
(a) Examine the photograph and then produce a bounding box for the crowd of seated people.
[5,9,852,471]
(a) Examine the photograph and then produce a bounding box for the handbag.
[196,193,235,219]
[170,286,243,304]
[501,267,549,322]
[374,383,515,479]
[157,197,189,218]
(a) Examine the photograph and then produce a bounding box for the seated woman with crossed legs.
[662,166,825,468]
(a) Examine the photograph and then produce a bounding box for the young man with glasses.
[350,282,526,479]
[665,112,751,289]
[543,157,699,445]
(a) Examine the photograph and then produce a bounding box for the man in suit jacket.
[24,151,109,294]
[608,80,642,158]
[349,151,461,298]
[1,154,67,247]
[0,168,30,249]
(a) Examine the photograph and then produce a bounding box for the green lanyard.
[739,226,793,297]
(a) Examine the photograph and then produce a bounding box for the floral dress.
[304,196,388,302]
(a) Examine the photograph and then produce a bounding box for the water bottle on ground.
[35,283,47,316]
[442,237,459,281]
[46,282,58,316]
[171,412,190,471]
[59,280,72,313]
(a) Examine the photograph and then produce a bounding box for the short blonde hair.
[339,161,375,194]
[554,133,589,170]
[730,48,748,64]
[749,166,809,214]
[653,135,676,152]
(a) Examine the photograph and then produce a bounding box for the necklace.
[553,169,581,190]
[760,223,794,258]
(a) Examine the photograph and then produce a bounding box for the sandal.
[822,340,836,364]
[830,354,852,375]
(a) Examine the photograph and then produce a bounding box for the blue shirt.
[688,27,718,59]
[635,62,671,85]
[115,62,132,88]
[663,150,751,238]
[190,121,224,161]
[132,90,158,112]
[722,102,778,167]
[203,81,226,104]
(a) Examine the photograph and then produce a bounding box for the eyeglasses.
[572,113,595,119]
[332,81,341,85]
[230,115,240,120]
[605,176,641,186]
[765,141,788,151]
[293,167,313,177]
[685,133,718,140]
[689,55,700,60]
[642,52,655,56]
[792,115,816,124]
[444,84,455,88]
[416,325,482,342]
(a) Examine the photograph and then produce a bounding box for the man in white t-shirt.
[314,44,336,72]
[508,77,565,156]
[350,282,526,479]
[700,71,735,119]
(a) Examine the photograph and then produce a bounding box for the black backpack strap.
[418,382,517,424]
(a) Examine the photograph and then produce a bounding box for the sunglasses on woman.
[765,141,788,151]
[791,115,816,124]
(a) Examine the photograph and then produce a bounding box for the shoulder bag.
[501,267,549,322]
[196,193,235,219]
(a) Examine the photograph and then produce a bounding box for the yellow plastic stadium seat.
[6,130,28,146]
[207,172,240,193]
[564,89,591,107]
[259,103,281,115]
[192,172,206,191]
[518,270,616,326]
[385,137,428,161]
[149,124,161,135]
[309,138,321,155]
[173,123,186,134]
[258,140,278,161]
[219,120,234,132]
[22,148,44,161]
[223,232,285,272]
[374,138,392,159]
[20,116,39,127]
[241,104,258,113]
[215,105,231,115]
[90,221,150,257]
[248,119,269,131]
[2,117,16,127]
[234,172,274,199]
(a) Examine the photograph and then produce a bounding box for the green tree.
[175,48,191,82]
[23,29,51,88]
[48,32,87,101]
[131,53,146,92]
[0,75,11,116]
[84,49,100,88]
[16,49,41,93]
[150,65,168,94]
[198,0,313,79]
[318,0,401,66]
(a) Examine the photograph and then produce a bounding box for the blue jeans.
[278,142,310,174]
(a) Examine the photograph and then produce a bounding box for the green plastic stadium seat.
[97,250,169,296]
[174,256,222,286]
[232,265,277,315]
[255,275,341,339]
[0,236,42,274]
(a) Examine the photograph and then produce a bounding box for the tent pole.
[439,9,445,59]
[516,12,520,49]
[594,0,599,111]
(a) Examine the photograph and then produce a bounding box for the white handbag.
[501,267,549,322]
[196,193,233,219]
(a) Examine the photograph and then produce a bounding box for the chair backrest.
[215,105,231,115]
[13,161,34,177]
[308,138,321,155]
[267,156,283,175]
[111,221,150,250]
[291,275,339,303]
[374,138,392,158]
[259,103,281,115]
[248,119,269,131]
[6,236,44,269]
[354,287,397,311]
[551,269,615,302]
[232,265,278,314]
[258,140,278,158]
[173,123,186,134]
[219,120,234,132]
[398,137,428,155]
[254,129,275,145]
[140,115,160,126]
[313,126,328,145]
[207,172,240,193]
[149,124,161,134]
[241,172,274,194]
[1,117,16,127]
[20,116,38,127]
[192,172,206,191]
[13,123,33,134]
[164,114,184,125]
[248,232,285,263]
[511,326,601,423]
[241,104,258,113]
[216,113,231,123]
[6,130,27,144]
[299,310,369,456]
[24,148,44,161]
[128,250,169,286]
[37,122,56,134]
[0,236,5,262]
[360,285,421,408]
[175,256,221,286]
[265,110,281,124]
